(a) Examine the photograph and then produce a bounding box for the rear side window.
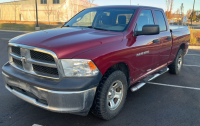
[154,11,167,31]
[135,10,154,31]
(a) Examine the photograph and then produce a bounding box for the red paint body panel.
[9,6,190,86]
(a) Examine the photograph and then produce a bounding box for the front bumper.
[2,63,102,115]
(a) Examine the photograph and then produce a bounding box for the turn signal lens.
[87,61,97,70]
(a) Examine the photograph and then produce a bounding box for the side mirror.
[135,25,160,36]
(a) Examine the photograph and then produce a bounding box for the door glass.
[135,10,154,31]
[154,11,167,31]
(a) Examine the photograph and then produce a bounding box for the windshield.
[64,8,136,32]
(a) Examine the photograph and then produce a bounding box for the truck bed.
[169,25,189,32]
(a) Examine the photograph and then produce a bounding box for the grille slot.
[30,50,55,63]
[11,46,21,56]
[33,64,58,76]
[13,58,23,67]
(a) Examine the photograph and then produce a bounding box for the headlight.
[60,59,99,77]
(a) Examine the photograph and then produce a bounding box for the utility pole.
[14,0,16,24]
[180,3,184,25]
[130,0,131,5]
[191,0,195,25]
[35,0,39,28]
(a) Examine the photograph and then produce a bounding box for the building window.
[53,0,60,4]
[41,0,47,4]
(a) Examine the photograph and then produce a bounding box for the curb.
[0,30,31,33]
[189,46,200,49]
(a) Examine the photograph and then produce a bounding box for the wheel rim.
[107,80,123,110]
[177,56,182,71]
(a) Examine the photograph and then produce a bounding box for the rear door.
[132,9,161,78]
[153,10,172,66]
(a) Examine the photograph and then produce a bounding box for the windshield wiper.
[63,26,109,31]
[88,26,109,31]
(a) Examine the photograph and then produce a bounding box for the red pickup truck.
[2,5,190,120]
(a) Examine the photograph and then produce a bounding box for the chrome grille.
[30,50,55,63]
[13,58,23,67]
[11,46,21,56]
[8,43,60,79]
[33,64,58,76]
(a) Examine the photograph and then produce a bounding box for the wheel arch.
[179,43,186,55]
[103,62,131,87]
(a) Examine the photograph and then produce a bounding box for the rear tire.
[168,49,183,74]
[91,69,128,120]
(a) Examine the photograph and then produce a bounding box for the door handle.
[167,37,172,40]
[153,39,160,43]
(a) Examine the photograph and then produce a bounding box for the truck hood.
[10,27,123,59]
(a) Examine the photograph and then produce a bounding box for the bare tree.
[186,9,192,19]
[11,0,18,23]
[166,0,170,18]
[87,0,95,7]
[190,10,197,21]
[0,5,2,20]
[165,0,174,19]
[70,0,75,17]
[44,4,53,26]
[170,0,174,17]
[176,9,180,22]
[77,0,79,13]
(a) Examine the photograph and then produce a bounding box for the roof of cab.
[89,5,162,10]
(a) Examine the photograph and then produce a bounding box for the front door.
[131,10,161,80]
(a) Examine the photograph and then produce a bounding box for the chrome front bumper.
[2,72,96,114]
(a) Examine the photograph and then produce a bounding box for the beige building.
[0,0,97,22]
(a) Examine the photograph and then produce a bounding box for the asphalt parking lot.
[0,31,200,126]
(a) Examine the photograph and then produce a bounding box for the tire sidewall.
[100,70,128,119]
[175,49,183,74]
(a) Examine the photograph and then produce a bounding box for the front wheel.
[91,70,128,120]
[168,49,183,74]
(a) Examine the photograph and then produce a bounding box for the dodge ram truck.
[2,5,190,120]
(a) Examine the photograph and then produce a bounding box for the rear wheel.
[168,49,183,74]
[91,70,128,120]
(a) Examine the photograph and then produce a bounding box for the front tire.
[168,49,183,74]
[91,70,128,120]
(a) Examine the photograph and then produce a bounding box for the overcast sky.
[0,0,199,13]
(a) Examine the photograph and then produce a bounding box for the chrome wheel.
[177,56,182,71]
[107,80,123,110]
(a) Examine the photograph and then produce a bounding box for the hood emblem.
[21,56,26,64]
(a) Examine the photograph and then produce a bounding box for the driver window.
[135,10,154,31]
[73,11,97,26]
